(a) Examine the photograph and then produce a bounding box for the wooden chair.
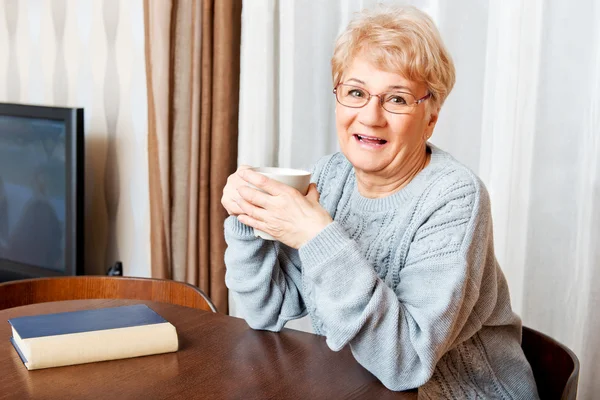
[0,276,217,313]
[521,326,579,400]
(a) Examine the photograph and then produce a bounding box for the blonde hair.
[331,6,455,111]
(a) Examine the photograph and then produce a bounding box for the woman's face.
[335,56,437,177]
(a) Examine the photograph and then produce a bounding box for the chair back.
[0,276,217,312]
[521,326,579,400]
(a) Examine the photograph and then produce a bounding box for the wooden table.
[0,299,416,399]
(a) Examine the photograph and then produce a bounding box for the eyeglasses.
[333,84,431,114]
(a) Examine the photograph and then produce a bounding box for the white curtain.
[236,0,600,397]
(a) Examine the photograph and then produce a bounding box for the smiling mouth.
[353,134,388,145]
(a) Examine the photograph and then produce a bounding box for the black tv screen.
[0,103,83,282]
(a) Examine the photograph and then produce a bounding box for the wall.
[0,0,150,277]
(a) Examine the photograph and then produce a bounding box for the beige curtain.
[144,0,241,313]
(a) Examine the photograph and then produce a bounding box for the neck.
[355,145,430,199]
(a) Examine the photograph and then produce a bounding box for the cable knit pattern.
[224,145,539,399]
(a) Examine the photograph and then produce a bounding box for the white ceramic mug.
[249,167,312,241]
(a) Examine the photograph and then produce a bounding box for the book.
[8,304,179,370]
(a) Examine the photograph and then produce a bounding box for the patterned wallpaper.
[0,0,151,277]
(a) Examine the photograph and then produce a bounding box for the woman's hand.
[221,165,253,216]
[235,169,333,249]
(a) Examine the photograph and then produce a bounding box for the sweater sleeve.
[224,216,306,330]
[298,178,492,391]
[223,154,337,330]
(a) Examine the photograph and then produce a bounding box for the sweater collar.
[349,144,451,212]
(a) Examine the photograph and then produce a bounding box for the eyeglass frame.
[332,83,431,114]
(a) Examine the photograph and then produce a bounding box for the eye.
[386,94,408,105]
[348,89,366,98]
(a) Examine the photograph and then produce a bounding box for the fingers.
[238,169,289,196]
[235,193,269,221]
[222,165,255,215]
[305,183,320,203]
[237,214,282,240]
[237,214,265,231]
[221,192,245,215]
[237,185,271,209]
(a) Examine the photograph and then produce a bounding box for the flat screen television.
[0,103,84,282]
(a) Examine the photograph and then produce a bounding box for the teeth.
[356,134,387,143]
[358,135,381,140]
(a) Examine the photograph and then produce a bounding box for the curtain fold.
[144,0,241,313]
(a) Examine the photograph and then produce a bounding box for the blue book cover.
[8,304,167,339]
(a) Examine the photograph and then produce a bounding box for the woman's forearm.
[298,221,480,391]
[224,216,306,330]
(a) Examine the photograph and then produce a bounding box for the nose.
[357,95,386,127]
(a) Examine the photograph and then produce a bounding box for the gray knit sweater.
[224,145,539,399]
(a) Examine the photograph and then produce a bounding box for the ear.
[424,108,439,140]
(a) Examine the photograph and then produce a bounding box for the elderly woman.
[222,6,539,398]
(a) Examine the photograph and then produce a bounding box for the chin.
[344,151,389,173]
